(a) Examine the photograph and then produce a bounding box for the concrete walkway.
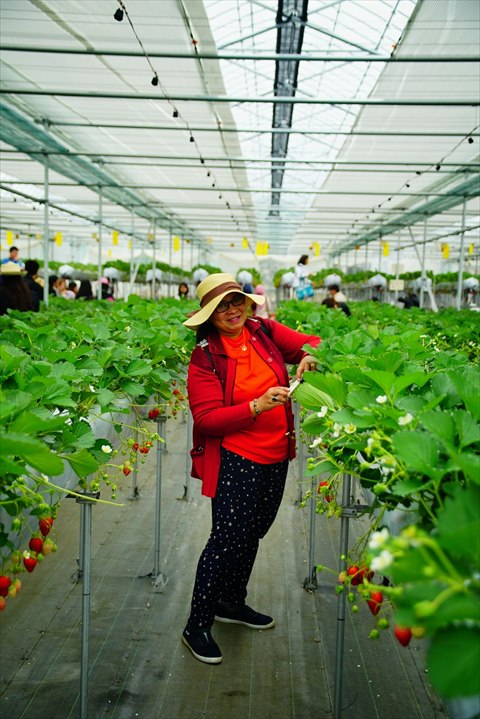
[0,414,448,719]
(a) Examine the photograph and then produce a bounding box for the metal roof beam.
[1,46,476,62]
[32,122,472,137]
[2,89,477,105]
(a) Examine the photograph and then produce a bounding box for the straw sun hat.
[0,261,24,275]
[183,272,265,330]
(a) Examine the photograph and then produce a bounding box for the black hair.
[9,246,19,253]
[329,284,340,292]
[298,254,309,265]
[1,275,33,312]
[25,259,39,275]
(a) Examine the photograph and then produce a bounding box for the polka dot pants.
[186,447,288,631]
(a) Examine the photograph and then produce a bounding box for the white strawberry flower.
[368,528,389,550]
[89,384,95,392]
[124,325,131,332]
[370,549,394,572]
[317,406,328,418]
[398,413,413,426]
[310,436,323,449]
[40,474,50,483]
[376,395,387,404]
[367,437,375,447]
[101,444,113,454]
[332,422,342,438]
[344,423,356,434]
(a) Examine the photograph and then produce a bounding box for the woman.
[177,281,189,299]
[181,273,321,664]
[292,254,314,300]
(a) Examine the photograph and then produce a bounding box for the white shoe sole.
[214,616,275,629]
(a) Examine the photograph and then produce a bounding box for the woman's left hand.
[296,354,317,379]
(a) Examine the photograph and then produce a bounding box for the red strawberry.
[39,517,53,537]
[148,408,159,420]
[394,626,412,647]
[23,553,38,573]
[29,537,44,554]
[347,565,361,586]
[317,481,333,502]
[0,597,6,611]
[132,443,139,451]
[173,389,180,396]
[367,590,383,616]
[123,466,132,476]
[0,575,11,598]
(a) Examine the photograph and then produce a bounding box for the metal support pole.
[181,410,192,500]
[456,196,468,310]
[151,416,167,591]
[151,221,157,301]
[74,492,98,719]
[333,473,352,719]
[43,154,49,307]
[420,212,428,309]
[303,465,318,591]
[130,426,139,500]
[97,187,103,300]
[294,403,304,506]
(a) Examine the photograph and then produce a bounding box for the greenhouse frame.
[0,2,479,719]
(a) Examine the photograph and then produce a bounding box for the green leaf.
[63,449,99,478]
[392,371,429,396]
[436,485,480,563]
[307,373,347,407]
[9,408,68,435]
[392,430,439,478]
[364,369,396,394]
[125,358,151,377]
[453,410,480,450]
[0,390,33,422]
[347,388,378,410]
[419,410,455,445]
[455,453,480,484]
[96,388,116,409]
[428,628,480,699]
[120,380,146,397]
[295,381,336,410]
[40,379,76,408]
[0,430,64,475]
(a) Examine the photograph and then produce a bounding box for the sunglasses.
[215,295,245,314]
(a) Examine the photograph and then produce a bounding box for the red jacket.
[187,317,321,497]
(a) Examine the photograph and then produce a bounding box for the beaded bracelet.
[253,398,261,415]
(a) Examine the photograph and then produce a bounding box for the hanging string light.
[112,0,242,237]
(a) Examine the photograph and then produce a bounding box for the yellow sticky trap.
[112,230,119,246]
[6,230,13,246]
[242,237,249,249]
[54,232,63,246]
[441,243,450,259]
[382,242,389,257]
[173,236,180,252]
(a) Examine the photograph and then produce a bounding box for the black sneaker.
[182,627,222,664]
[214,603,275,629]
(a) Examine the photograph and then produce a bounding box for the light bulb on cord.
[114,7,124,21]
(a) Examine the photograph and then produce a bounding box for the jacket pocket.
[190,445,204,479]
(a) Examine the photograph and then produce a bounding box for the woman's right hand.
[255,386,290,414]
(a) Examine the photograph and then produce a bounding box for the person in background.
[100,277,114,301]
[292,255,314,300]
[177,282,190,299]
[252,284,274,319]
[0,261,33,315]
[181,272,321,665]
[327,283,348,303]
[68,280,78,296]
[1,246,25,269]
[23,260,43,312]
[53,277,75,299]
[321,295,351,317]
[398,292,420,309]
[76,279,93,300]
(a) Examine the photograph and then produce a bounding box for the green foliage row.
[279,299,479,700]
